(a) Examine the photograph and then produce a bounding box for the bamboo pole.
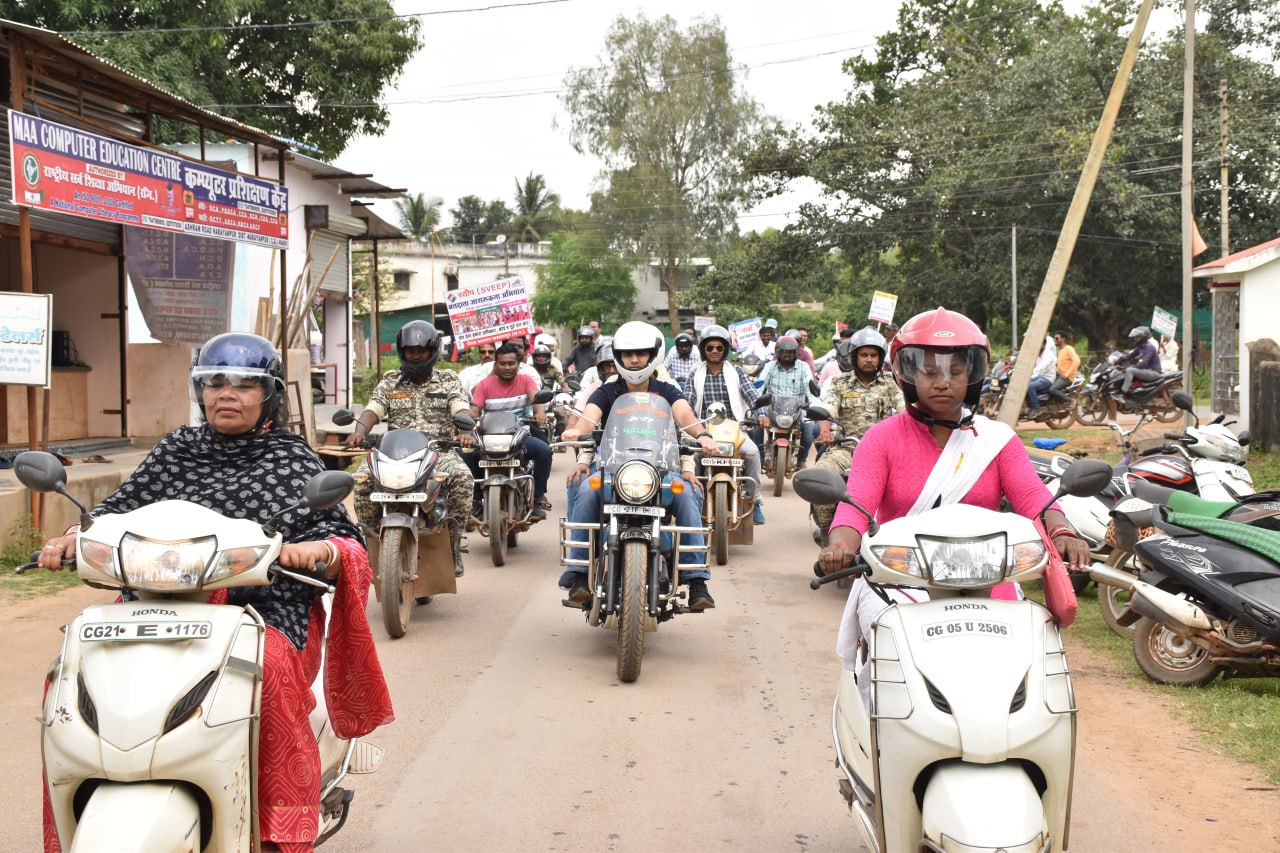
[996,0,1156,426]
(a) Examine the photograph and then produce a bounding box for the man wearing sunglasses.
[682,324,768,525]
[459,343,498,397]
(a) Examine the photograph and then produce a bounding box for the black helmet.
[835,340,857,372]
[577,325,596,341]
[1129,325,1152,341]
[190,332,286,432]
[674,332,694,350]
[532,344,553,366]
[775,336,800,362]
[396,320,441,382]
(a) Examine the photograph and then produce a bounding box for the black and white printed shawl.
[92,424,363,648]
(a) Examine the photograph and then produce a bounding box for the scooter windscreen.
[377,428,432,461]
[769,395,805,429]
[597,392,680,473]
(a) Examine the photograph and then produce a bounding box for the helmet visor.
[894,347,988,389]
[192,367,276,405]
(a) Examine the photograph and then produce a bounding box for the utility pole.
[996,0,1156,426]
[1219,80,1229,256]
[1180,0,1195,418]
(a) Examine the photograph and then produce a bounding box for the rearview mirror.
[301,471,355,510]
[806,404,832,421]
[453,411,476,431]
[1058,458,1114,499]
[755,393,773,410]
[792,468,847,505]
[1171,391,1193,412]
[14,451,67,493]
[533,389,555,405]
[331,408,356,426]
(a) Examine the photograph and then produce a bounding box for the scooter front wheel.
[1133,616,1222,685]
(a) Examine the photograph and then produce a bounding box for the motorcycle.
[794,460,1113,853]
[979,355,1080,428]
[472,389,554,566]
[1096,352,1184,422]
[547,390,575,443]
[13,451,382,852]
[1092,483,1280,686]
[556,392,710,682]
[333,408,473,639]
[697,402,759,565]
[1073,356,1117,426]
[756,393,828,497]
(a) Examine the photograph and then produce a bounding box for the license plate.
[479,460,513,468]
[80,620,212,642]
[371,492,427,503]
[604,504,665,517]
[922,619,1010,641]
[706,458,743,466]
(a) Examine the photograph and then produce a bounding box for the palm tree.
[509,173,561,242]
[394,192,444,242]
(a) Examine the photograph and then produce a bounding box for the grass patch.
[0,515,79,599]
[1063,583,1280,784]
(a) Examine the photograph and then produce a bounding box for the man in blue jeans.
[559,321,719,610]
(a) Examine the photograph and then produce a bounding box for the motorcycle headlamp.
[716,441,736,458]
[774,414,795,429]
[615,461,659,503]
[482,434,515,454]
[917,534,1009,589]
[118,534,218,592]
[373,452,428,491]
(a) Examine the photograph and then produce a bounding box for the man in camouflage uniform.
[811,327,905,545]
[346,320,474,576]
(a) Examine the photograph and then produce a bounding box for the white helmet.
[612,320,664,385]
[535,332,558,356]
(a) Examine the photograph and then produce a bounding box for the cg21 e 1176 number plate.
[922,619,1010,641]
[80,621,213,642]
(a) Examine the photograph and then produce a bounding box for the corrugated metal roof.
[1,18,291,149]
[1193,235,1280,278]
[264,150,405,198]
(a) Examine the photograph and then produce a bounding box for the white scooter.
[793,460,1112,853]
[15,451,383,852]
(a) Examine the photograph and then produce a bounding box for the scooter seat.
[1165,512,1280,565]
[1166,490,1237,519]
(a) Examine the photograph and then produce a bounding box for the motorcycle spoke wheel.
[380,528,413,639]
[712,483,729,566]
[1074,394,1107,426]
[488,484,508,566]
[1133,616,1221,686]
[617,540,646,683]
[1153,399,1183,423]
[1099,582,1137,637]
[1044,406,1075,430]
[772,445,788,497]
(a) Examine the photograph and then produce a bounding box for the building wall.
[126,342,194,438]
[1238,264,1280,431]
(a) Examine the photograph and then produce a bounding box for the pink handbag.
[1033,518,1078,626]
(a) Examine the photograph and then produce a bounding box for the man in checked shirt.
[682,324,768,525]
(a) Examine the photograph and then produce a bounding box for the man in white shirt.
[744,318,778,362]
[1026,336,1058,416]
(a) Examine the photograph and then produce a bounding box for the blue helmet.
[190,333,286,431]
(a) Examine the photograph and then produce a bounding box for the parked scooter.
[756,393,828,497]
[333,408,473,638]
[556,392,710,682]
[1092,483,1280,685]
[795,460,1113,853]
[697,402,759,565]
[472,389,554,566]
[14,451,382,852]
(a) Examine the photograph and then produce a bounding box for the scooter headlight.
[615,461,659,503]
[482,434,515,453]
[118,534,218,592]
[918,534,1008,588]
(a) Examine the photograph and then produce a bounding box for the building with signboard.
[0,19,402,452]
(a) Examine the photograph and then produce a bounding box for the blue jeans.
[563,467,708,583]
[1026,376,1052,412]
[462,435,552,498]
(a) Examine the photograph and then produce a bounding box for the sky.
[335,0,904,235]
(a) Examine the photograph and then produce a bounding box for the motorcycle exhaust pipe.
[1088,563,1136,591]
[1127,584,1212,632]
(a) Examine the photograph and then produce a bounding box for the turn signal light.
[670,479,685,495]
[588,473,602,490]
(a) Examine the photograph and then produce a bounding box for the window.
[446,273,459,292]
[394,271,411,291]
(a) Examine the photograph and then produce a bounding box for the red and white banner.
[444,275,533,349]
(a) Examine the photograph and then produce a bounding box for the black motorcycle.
[1103,482,1280,685]
[473,389,553,566]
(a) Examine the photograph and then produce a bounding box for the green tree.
[394,192,443,242]
[448,195,490,244]
[2,0,420,158]
[746,0,1280,349]
[561,13,764,333]
[685,229,825,321]
[510,173,562,242]
[484,199,514,239]
[532,232,636,329]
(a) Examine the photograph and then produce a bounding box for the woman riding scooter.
[36,333,393,853]
[815,308,1090,703]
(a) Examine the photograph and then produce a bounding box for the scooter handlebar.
[810,560,867,589]
[15,550,76,574]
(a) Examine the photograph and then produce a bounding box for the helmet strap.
[907,402,977,433]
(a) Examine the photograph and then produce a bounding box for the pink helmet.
[889,307,990,408]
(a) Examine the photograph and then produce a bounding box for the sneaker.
[687,580,715,611]
[454,558,465,578]
[753,503,766,525]
[568,580,591,603]
[530,500,547,520]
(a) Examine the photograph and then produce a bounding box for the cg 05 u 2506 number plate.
[80,620,213,642]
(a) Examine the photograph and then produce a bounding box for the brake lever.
[271,563,334,593]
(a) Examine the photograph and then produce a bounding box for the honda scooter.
[794,460,1113,853]
[14,451,382,852]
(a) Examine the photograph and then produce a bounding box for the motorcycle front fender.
[920,762,1050,853]
[68,782,206,853]
[379,513,418,538]
[774,437,791,447]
